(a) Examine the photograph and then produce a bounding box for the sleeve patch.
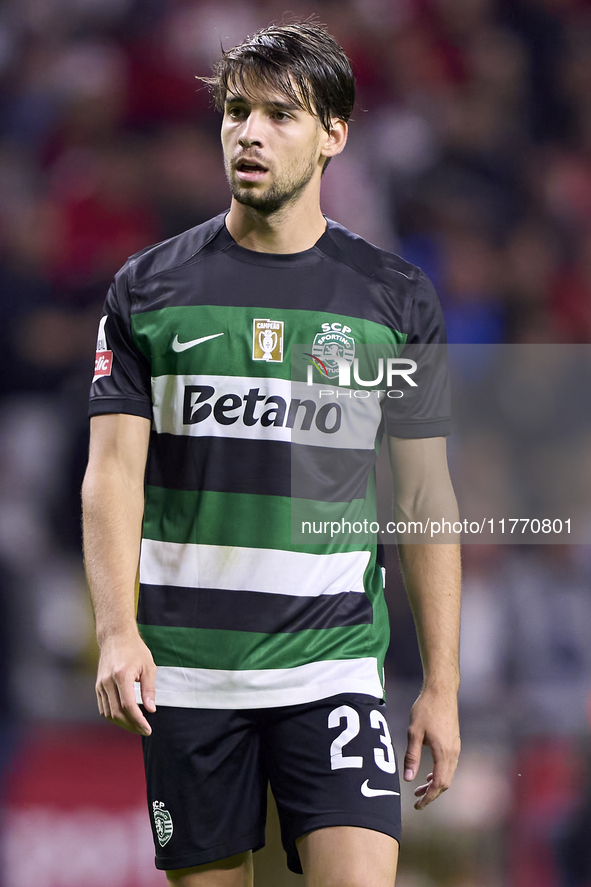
[93,350,113,380]
[92,315,112,381]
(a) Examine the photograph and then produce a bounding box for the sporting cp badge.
[152,800,174,847]
[252,318,284,363]
[311,324,355,378]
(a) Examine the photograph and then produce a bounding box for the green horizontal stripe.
[139,622,388,671]
[131,305,406,380]
[143,487,379,553]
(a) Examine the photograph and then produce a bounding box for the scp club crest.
[252,318,284,363]
[311,323,355,378]
[152,800,174,847]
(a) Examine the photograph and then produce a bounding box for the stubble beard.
[226,152,318,216]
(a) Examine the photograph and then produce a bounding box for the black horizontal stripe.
[146,433,376,502]
[137,584,373,633]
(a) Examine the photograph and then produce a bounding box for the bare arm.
[388,436,461,809]
[82,413,155,736]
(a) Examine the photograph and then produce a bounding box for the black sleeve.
[88,262,153,420]
[383,269,451,438]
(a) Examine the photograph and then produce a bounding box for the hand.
[95,631,157,736]
[403,687,460,809]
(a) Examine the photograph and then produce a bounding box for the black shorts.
[142,694,401,874]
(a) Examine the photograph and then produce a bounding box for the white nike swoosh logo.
[360,779,400,798]
[172,332,224,352]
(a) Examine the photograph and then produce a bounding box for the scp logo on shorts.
[152,800,174,847]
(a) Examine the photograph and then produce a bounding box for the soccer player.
[82,21,461,887]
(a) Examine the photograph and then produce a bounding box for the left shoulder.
[319,218,421,288]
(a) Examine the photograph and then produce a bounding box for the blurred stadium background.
[0,0,590,884]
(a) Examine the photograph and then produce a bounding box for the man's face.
[221,81,327,215]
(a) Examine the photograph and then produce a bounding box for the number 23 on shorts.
[328,704,398,785]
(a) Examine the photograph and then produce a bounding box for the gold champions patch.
[252,319,284,363]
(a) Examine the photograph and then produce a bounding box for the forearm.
[389,436,461,689]
[397,541,461,692]
[82,459,145,645]
[388,410,461,805]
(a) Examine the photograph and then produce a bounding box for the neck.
[225,191,327,254]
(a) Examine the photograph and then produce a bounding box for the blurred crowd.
[0,0,590,885]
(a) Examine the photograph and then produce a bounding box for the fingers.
[404,691,461,809]
[96,685,110,719]
[413,734,460,809]
[404,725,423,782]
[140,667,157,713]
[414,772,433,795]
[413,772,444,810]
[413,774,447,809]
[95,637,157,736]
[114,670,153,735]
[96,669,153,736]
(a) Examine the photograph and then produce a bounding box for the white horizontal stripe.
[151,374,382,450]
[135,658,383,709]
[140,539,370,596]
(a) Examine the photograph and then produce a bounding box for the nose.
[238,111,264,148]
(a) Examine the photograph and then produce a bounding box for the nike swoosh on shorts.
[172,332,224,352]
[360,779,400,798]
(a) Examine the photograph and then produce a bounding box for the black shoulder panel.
[320,219,419,287]
[126,212,228,291]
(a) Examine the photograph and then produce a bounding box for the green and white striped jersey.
[89,213,450,709]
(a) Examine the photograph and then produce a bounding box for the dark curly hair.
[199,21,355,135]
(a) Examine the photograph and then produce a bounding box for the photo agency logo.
[303,324,418,397]
[290,338,446,547]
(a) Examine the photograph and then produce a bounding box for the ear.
[320,119,348,161]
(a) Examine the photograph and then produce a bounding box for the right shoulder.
[115,212,229,294]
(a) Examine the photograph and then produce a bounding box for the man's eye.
[273,111,289,121]
[228,107,246,119]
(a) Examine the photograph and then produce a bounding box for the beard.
[225,151,318,215]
